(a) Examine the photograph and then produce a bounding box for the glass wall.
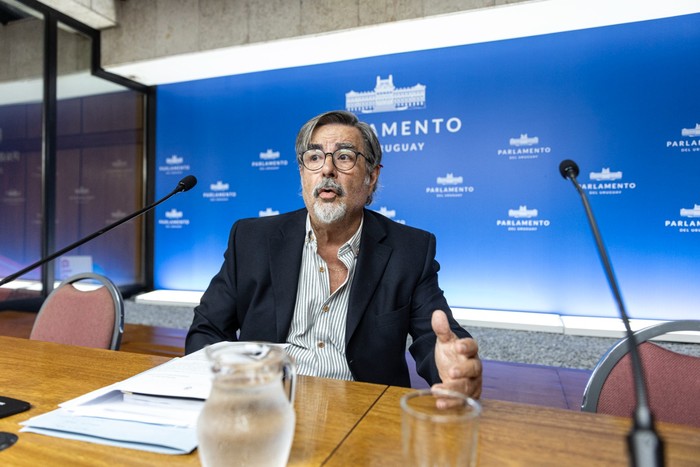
[0,2,44,303]
[0,0,146,308]
[54,24,145,286]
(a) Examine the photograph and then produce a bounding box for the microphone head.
[559,159,579,179]
[177,175,198,192]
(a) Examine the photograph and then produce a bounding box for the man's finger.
[431,309,455,343]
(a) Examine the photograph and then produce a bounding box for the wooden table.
[327,386,700,466]
[0,336,385,466]
[2,336,699,466]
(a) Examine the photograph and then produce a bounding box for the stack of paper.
[20,347,215,454]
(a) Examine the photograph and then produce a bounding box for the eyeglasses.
[301,148,367,172]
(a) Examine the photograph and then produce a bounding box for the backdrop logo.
[251,148,289,171]
[159,208,190,229]
[107,158,131,174]
[111,159,128,169]
[438,173,463,184]
[259,207,279,217]
[159,154,191,175]
[580,166,636,195]
[497,205,550,231]
[69,186,94,204]
[509,206,538,218]
[2,189,24,205]
[346,75,425,114]
[664,204,700,233]
[374,206,406,224]
[108,209,127,225]
[203,180,237,202]
[497,133,551,160]
[589,168,621,181]
[666,122,700,153]
[0,150,20,162]
[680,204,700,217]
[426,173,475,198]
[165,209,182,219]
[681,124,700,137]
[509,134,538,146]
[210,181,229,191]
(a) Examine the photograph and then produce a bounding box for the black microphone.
[0,175,198,287]
[177,175,198,193]
[559,160,663,467]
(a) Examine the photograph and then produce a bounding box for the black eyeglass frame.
[300,148,368,172]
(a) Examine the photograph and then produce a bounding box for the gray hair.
[295,110,382,204]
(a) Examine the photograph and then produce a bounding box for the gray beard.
[313,201,347,224]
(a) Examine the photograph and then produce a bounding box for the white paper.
[116,351,213,400]
[21,341,291,454]
[20,347,215,454]
[115,341,290,400]
[20,409,197,455]
[64,390,203,427]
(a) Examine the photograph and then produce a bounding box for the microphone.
[559,160,663,467]
[0,175,198,287]
[177,175,198,193]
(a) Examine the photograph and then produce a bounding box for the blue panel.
[154,13,700,320]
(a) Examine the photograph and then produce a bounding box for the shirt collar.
[306,213,363,257]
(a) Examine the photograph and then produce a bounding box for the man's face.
[300,123,378,225]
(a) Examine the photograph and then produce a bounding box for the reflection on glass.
[0,7,44,300]
[0,8,145,299]
[56,23,144,286]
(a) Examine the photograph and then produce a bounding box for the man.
[186,110,482,398]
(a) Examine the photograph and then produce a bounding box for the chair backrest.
[581,320,700,427]
[30,272,124,350]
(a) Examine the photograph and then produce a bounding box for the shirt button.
[319,266,325,273]
[322,305,329,312]
[317,341,325,348]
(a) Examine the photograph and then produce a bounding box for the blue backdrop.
[154,13,700,320]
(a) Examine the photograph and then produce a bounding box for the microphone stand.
[0,175,197,288]
[559,160,663,467]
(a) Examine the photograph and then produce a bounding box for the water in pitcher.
[197,342,296,467]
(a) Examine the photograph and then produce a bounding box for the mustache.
[313,178,345,198]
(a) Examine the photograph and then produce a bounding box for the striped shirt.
[285,215,362,380]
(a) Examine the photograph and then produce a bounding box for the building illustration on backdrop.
[259,208,280,217]
[508,206,538,218]
[681,124,700,137]
[436,173,464,185]
[589,168,623,181]
[345,75,426,114]
[259,149,280,160]
[166,155,184,165]
[680,204,700,217]
[374,206,406,224]
[165,209,183,219]
[509,134,539,146]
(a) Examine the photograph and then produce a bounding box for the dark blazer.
[185,208,470,387]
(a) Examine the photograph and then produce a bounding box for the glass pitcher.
[197,341,297,467]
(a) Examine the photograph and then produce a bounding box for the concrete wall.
[99,0,530,67]
[0,18,44,82]
[1,0,531,82]
[0,17,91,82]
[26,0,525,68]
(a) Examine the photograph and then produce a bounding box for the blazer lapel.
[269,210,307,342]
[345,211,392,344]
